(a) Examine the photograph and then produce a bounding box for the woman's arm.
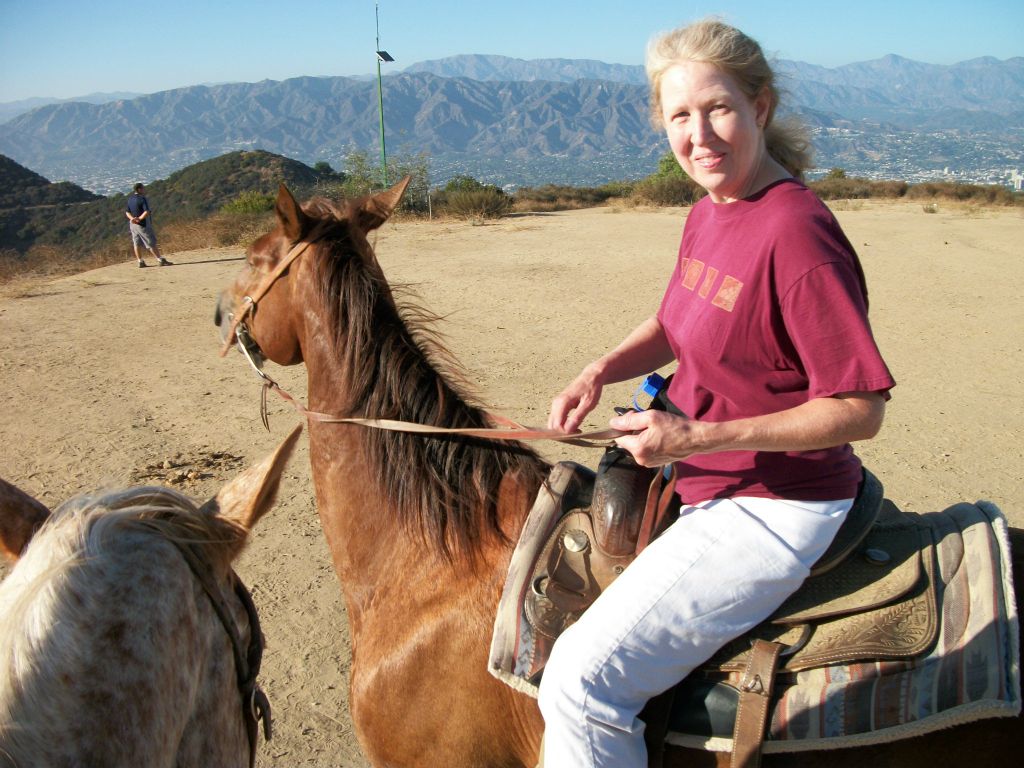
[549,315,676,433]
[610,391,886,467]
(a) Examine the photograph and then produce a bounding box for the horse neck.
[295,255,547,612]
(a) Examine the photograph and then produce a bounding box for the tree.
[443,175,487,193]
[312,161,341,179]
[655,151,689,181]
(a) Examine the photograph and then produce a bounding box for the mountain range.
[1,53,1021,192]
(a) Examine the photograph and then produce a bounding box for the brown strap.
[635,464,678,555]
[259,378,625,447]
[730,639,783,768]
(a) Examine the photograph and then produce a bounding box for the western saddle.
[526,451,935,767]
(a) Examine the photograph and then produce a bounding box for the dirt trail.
[1,202,1021,766]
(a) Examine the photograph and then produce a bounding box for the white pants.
[537,495,852,767]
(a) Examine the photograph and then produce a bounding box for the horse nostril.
[214,299,223,327]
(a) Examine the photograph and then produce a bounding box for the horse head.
[215,178,411,370]
[0,426,301,768]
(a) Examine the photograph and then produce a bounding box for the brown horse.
[216,180,1023,767]
[0,428,300,768]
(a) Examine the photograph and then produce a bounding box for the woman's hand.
[609,409,708,466]
[548,316,676,435]
[608,392,887,467]
[548,365,604,434]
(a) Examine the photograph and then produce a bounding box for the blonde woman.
[540,19,894,766]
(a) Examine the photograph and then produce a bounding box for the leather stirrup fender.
[730,640,784,768]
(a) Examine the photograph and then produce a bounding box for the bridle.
[220,229,626,448]
[171,538,271,768]
[219,222,333,359]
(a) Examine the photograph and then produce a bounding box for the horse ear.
[276,184,311,243]
[354,175,411,232]
[0,478,52,561]
[202,425,302,551]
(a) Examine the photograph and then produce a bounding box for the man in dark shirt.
[125,183,171,267]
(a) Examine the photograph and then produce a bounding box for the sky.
[0,0,1021,103]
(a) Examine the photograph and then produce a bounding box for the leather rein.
[221,231,625,449]
[170,538,271,768]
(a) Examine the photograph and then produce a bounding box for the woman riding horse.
[540,19,895,767]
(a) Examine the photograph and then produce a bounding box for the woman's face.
[659,61,770,204]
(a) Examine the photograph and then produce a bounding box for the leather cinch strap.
[731,639,784,768]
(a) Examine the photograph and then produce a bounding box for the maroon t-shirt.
[657,179,895,504]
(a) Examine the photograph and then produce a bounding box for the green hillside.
[1,150,324,261]
[0,154,102,210]
[143,150,322,220]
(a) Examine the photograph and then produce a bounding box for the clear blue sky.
[0,0,1020,102]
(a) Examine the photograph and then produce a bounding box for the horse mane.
[305,195,548,561]
[0,486,240,717]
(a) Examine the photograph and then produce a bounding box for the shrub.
[431,175,511,218]
[808,177,907,200]
[632,175,704,206]
[513,183,631,211]
[312,161,343,180]
[443,175,488,194]
[810,177,875,200]
[441,187,512,219]
[906,181,1018,206]
[330,150,432,215]
[220,190,276,214]
[871,180,909,198]
[160,211,276,250]
[629,151,704,206]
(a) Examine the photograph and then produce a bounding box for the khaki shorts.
[130,221,157,249]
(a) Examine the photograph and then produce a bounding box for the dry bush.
[159,211,276,251]
[906,182,1019,206]
[0,242,123,287]
[438,188,512,219]
[809,177,872,200]
[513,183,633,212]
[632,176,705,206]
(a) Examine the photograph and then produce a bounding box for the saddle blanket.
[489,483,1020,752]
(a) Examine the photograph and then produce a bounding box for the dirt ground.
[1,201,1021,766]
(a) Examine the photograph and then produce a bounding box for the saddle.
[491,456,947,768]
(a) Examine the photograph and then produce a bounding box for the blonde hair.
[645,18,812,178]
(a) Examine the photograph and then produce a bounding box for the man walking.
[126,183,171,267]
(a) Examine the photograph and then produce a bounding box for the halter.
[171,538,271,768]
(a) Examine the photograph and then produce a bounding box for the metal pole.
[376,2,388,187]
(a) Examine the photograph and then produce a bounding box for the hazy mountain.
[0,91,143,125]
[0,54,1021,193]
[0,73,664,191]
[777,55,1024,114]
[404,54,647,84]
